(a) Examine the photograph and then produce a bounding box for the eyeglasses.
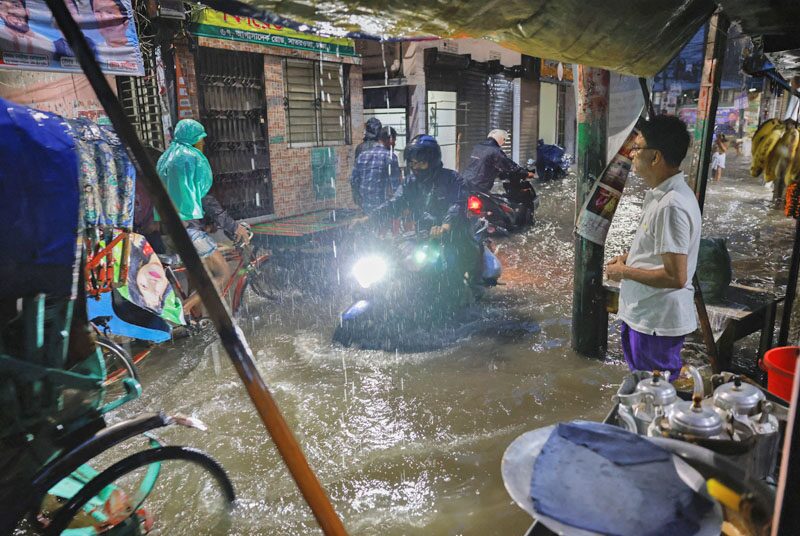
[631,145,659,157]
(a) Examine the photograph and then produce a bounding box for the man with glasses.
[605,115,701,378]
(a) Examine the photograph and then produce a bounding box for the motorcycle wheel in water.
[333,220,501,351]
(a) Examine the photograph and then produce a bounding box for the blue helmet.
[404,134,442,172]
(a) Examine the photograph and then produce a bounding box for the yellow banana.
[752,118,781,157]
[777,128,799,185]
[786,127,800,185]
[756,124,787,181]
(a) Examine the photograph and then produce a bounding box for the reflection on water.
[109,155,792,535]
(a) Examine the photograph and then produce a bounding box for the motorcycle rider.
[463,129,533,193]
[353,134,481,296]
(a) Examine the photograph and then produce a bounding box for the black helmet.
[404,134,442,172]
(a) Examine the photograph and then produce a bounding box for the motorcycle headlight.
[352,255,388,289]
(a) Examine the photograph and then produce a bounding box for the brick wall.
[176,36,364,219]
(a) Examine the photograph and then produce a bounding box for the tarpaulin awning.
[202,0,716,77]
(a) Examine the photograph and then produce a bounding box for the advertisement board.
[0,0,143,75]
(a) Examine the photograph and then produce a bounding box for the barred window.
[284,58,350,146]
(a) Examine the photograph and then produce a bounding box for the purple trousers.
[620,322,684,378]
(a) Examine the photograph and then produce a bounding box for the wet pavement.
[105,151,794,535]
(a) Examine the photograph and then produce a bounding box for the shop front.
[183,8,363,220]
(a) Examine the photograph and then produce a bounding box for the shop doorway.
[427,90,458,169]
[197,47,273,219]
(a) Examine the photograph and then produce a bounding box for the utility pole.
[572,66,609,358]
[691,11,730,207]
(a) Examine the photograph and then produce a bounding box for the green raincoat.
[155,119,212,221]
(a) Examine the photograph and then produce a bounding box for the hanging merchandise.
[750,118,800,185]
[67,117,136,230]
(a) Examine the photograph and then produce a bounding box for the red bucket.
[760,346,800,401]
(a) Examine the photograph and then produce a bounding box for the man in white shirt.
[606,115,701,377]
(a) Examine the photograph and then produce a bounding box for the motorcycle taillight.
[467,195,483,215]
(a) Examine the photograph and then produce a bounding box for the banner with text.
[0,0,143,75]
[192,8,357,57]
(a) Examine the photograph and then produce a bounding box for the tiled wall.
[175,37,363,218]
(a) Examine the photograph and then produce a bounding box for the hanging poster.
[575,119,643,245]
[0,0,143,75]
[116,233,185,326]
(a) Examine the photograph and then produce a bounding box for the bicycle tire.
[44,445,236,535]
[96,336,140,384]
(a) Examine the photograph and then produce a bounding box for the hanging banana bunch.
[750,118,800,185]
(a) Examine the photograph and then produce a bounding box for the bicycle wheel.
[96,336,140,385]
[44,446,235,536]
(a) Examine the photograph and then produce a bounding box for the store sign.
[0,0,143,75]
[191,8,357,57]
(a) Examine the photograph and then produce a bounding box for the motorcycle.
[467,170,539,235]
[532,139,572,181]
[333,218,502,350]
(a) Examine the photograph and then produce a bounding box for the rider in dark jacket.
[369,135,480,295]
[371,135,467,235]
[462,129,532,193]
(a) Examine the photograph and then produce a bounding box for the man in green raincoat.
[156,119,250,313]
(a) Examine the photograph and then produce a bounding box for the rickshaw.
[0,97,235,534]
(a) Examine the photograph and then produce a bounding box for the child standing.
[711,134,728,182]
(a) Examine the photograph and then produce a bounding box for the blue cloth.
[0,98,79,297]
[621,322,685,378]
[530,421,713,536]
[350,143,400,212]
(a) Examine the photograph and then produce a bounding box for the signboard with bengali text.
[191,8,357,57]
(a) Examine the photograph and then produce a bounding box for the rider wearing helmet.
[366,134,481,294]
[371,134,466,235]
[462,129,532,193]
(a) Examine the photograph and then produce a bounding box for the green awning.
[212,0,715,76]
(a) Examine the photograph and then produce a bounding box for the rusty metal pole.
[44,1,348,534]
[572,67,609,358]
[690,11,729,373]
[692,11,729,209]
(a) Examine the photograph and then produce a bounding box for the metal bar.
[44,2,348,534]
[572,66,609,358]
[778,217,800,346]
[692,11,729,211]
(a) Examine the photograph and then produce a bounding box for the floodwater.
[105,153,793,535]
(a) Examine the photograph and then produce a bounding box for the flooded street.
[108,154,794,535]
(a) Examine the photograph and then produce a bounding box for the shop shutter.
[489,74,515,155]
[457,69,489,171]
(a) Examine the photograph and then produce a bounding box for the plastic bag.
[697,237,732,302]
